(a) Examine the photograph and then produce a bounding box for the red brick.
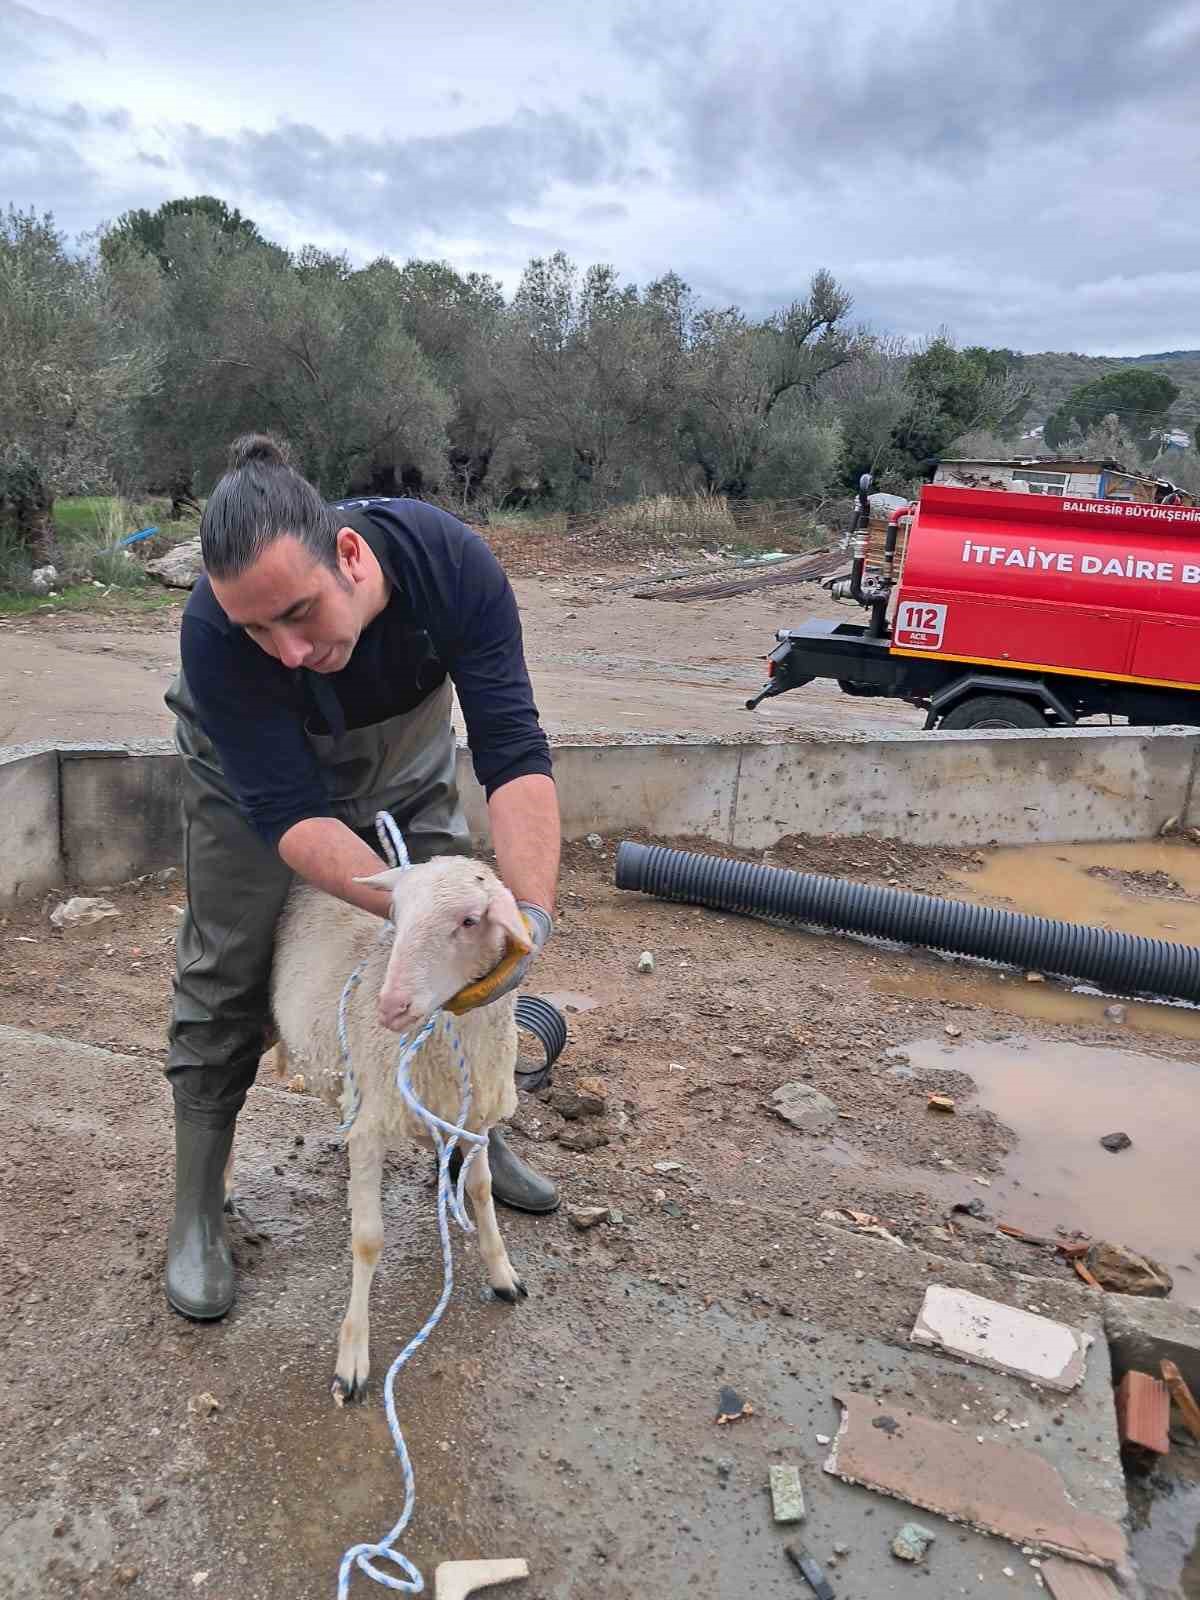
[1114,1370,1170,1455]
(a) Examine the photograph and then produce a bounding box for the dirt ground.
[3,556,1199,1597]
[0,562,918,748]
[5,831,1200,1596]
[4,829,1198,1281]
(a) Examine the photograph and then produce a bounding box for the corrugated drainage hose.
[615,841,1200,1006]
[514,995,568,1092]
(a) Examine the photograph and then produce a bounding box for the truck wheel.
[938,694,1048,730]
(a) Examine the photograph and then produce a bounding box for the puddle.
[540,990,599,1013]
[1129,1450,1200,1598]
[948,839,1200,945]
[899,1035,1200,1304]
[874,964,1200,1043]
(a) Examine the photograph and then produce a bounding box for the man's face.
[210,530,372,674]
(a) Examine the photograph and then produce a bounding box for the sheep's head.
[355,858,531,1033]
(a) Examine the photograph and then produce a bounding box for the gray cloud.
[175,108,629,251]
[1,0,1197,354]
[610,0,1200,352]
[0,0,104,61]
[619,0,1200,182]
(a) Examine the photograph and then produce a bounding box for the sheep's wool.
[270,882,519,1146]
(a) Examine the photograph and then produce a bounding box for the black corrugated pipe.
[615,841,1200,1005]
[513,994,568,1092]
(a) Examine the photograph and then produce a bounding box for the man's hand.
[444,900,552,1015]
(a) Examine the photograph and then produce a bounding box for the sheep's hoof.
[493,1277,529,1305]
[331,1373,367,1406]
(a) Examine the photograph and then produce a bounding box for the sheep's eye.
[461,915,479,929]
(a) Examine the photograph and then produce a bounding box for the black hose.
[615,841,1200,1005]
[514,994,568,1091]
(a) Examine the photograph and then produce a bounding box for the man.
[163,434,561,1321]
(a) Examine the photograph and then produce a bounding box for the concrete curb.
[2,725,1199,904]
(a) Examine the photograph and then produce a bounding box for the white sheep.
[267,854,533,1404]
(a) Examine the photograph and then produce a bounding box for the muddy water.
[873,838,1200,1043]
[900,1035,1200,1306]
[949,839,1200,945]
[1129,1450,1200,1600]
[874,965,1200,1043]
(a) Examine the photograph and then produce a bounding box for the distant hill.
[1016,348,1200,430]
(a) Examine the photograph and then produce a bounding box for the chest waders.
[162,670,558,1322]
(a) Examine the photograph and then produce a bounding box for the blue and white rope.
[335,812,487,1598]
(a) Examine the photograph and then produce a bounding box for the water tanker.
[747,476,1200,729]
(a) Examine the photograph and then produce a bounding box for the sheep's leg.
[464,1137,528,1305]
[332,1132,385,1405]
[262,1037,290,1084]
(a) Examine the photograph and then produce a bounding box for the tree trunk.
[29,490,63,569]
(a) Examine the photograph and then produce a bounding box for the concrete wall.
[2,727,1199,905]
[0,745,60,902]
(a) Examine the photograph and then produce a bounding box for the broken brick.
[1040,1557,1124,1599]
[824,1392,1127,1569]
[1114,1371,1170,1456]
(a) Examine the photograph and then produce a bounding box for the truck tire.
[938,694,1048,730]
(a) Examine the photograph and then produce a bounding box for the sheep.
[266,853,533,1404]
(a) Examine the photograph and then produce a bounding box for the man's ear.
[353,867,406,892]
[485,884,533,953]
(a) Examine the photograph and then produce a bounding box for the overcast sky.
[4,0,1199,355]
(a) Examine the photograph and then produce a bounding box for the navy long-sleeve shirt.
[179,496,552,847]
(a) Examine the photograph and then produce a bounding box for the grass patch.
[0,581,181,618]
[0,492,197,601]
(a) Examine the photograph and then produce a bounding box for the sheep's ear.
[354,868,406,892]
[486,886,533,953]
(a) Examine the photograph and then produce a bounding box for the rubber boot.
[165,1115,237,1320]
[451,1127,560,1215]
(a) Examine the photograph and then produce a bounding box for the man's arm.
[487,773,560,916]
[277,817,394,919]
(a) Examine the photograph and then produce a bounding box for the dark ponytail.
[200,432,339,579]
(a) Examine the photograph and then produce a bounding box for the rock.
[585,832,603,850]
[549,1087,585,1120]
[953,1197,988,1219]
[715,1385,753,1424]
[767,1082,837,1133]
[49,896,120,929]
[1104,1293,1200,1399]
[1104,1004,1127,1023]
[927,1094,956,1113]
[187,1391,221,1418]
[944,1024,962,1039]
[115,1568,140,1587]
[1087,1241,1172,1298]
[769,1463,806,1524]
[31,564,59,593]
[558,1126,609,1153]
[715,1457,734,1484]
[891,1522,936,1562]
[141,1493,167,1515]
[575,1077,607,1115]
[1099,1131,1132,1153]
[146,537,205,588]
[637,951,655,974]
[607,1209,624,1225]
[568,1205,609,1231]
[653,1160,684,1174]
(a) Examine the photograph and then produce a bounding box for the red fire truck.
[747,474,1200,729]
